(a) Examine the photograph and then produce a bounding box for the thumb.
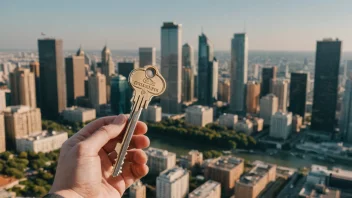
[81,114,127,155]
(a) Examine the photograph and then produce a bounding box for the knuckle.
[76,142,89,155]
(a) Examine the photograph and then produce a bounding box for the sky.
[1,0,352,51]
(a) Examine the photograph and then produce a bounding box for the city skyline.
[1,1,352,51]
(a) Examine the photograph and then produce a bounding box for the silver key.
[112,65,166,177]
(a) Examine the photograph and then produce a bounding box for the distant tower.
[182,66,194,102]
[340,78,352,143]
[246,81,261,114]
[101,45,115,102]
[160,22,182,114]
[117,62,138,78]
[270,79,289,112]
[260,94,278,125]
[110,74,132,114]
[182,43,196,101]
[230,33,248,114]
[311,39,341,132]
[289,72,308,119]
[139,47,156,67]
[65,55,85,107]
[29,61,40,107]
[88,72,107,115]
[261,67,277,97]
[10,68,36,108]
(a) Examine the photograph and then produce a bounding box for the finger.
[99,149,113,179]
[108,149,147,165]
[78,116,118,137]
[134,121,148,135]
[103,133,150,153]
[81,114,127,155]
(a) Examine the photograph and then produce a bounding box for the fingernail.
[115,114,126,125]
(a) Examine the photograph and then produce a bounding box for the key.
[112,65,166,177]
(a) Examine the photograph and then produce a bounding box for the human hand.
[49,114,150,198]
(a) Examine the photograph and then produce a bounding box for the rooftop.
[189,180,220,198]
[64,106,95,112]
[187,105,212,112]
[239,161,275,185]
[4,105,35,113]
[145,147,175,158]
[208,156,243,170]
[16,130,67,141]
[158,166,187,182]
[0,175,18,189]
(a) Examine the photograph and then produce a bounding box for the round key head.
[128,65,166,97]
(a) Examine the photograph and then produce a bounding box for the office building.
[340,78,352,143]
[252,64,259,79]
[110,74,131,114]
[38,39,66,119]
[65,55,85,107]
[198,33,218,106]
[129,180,146,198]
[10,68,36,108]
[270,79,289,112]
[246,81,261,114]
[260,94,279,125]
[117,62,138,79]
[182,66,194,102]
[253,117,264,132]
[62,106,96,123]
[292,115,303,133]
[3,106,42,149]
[101,45,114,102]
[88,72,107,114]
[205,156,244,197]
[29,61,40,107]
[0,90,7,112]
[76,46,92,67]
[16,131,68,153]
[218,79,230,103]
[182,43,195,68]
[219,113,238,129]
[234,118,253,135]
[187,150,203,168]
[235,161,276,198]
[270,111,292,140]
[311,39,341,132]
[0,114,5,153]
[141,105,162,123]
[145,147,176,173]
[156,167,189,198]
[289,72,308,119]
[346,60,352,78]
[188,180,221,198]
[139,47,156,67]
[185,105,213,127]
[230,33,248,114]
[160,22,182,114]
[261,67,277,97]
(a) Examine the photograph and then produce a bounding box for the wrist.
[49,189,83,198]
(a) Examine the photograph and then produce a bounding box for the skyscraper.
[29,61,40,107]
[101,45,115,102]
[10,68,36,108]
[270,111,292,140]
[218,79,230,103]
[246,81,261,114]
[88,72,107,114]
[182,66,194,102]
[198,33,218,106]
[182,43,195,68]
[340,78,352,143]
[160,22,182,114]
[156,167,189,198]
[261,67,277,97]
[346,60,352,79]
[311,39,341,132]
[0,114,5,153]
[110,74,131,114]
[139,47,156,67]
[0,90,6,112]
[260,94,279,125]
[117,62,138,78]
[230,33,248,114]
[289,72,308,119]
[38,39,66,119]
[65,55,85,107]
[270,79,289,112]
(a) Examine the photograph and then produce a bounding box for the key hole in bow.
[146,68,156,78]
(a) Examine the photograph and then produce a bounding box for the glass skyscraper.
[289,72,308,119]
[110,74,131,114]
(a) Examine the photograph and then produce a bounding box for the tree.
[0,151,12,160]
[18,151,28,159]
[5,168,24,178]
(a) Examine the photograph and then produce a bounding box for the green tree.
[0,151,12,160]
[18,151,28,159]
[5,168,24,178]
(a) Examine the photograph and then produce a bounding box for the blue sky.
[1,0,351,51]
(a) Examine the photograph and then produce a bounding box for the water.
[150,137,352,171]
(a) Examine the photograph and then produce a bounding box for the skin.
[49,114,150,198]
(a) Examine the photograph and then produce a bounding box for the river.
[150,137,352,171]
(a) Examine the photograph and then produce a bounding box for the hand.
[49,114,150,198]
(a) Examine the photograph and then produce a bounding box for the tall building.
[261,67,277,97]
[65,55,85,107]
[160,22,182,114]
[182,66,194,102]
[3,106,42,150]
[141,105,162,123]
[187,150,203,168]
[29,61,40,107]
[235,161,276,198]
[110,74,131,114]
[129,180,146,198]
[182,43,195,68]
[139,47,156,67]
[252,64,259,79]
[205,156,244,197]
[10,68,36,108]
[270,79,289,112]
[185,105,213,127]
[0,90,7,112]
[117,62,138,78]
[219,113,238,129]
[145,147,176,174]
[311,39,341,132]
[259,94,278,125]
[218,79,230,103]
[0,114,5,153]
[289,72,308,119]
[62,106,96,123]
[246,81,261,114]
[188,180,221,198]
[88,72,107,114]
[198,33,218,106]
[230,33,248,114]
[270,111,292,140]
[156,167,189,198]
[38,39,66,119]
[234,118,254,135]
[340,78,352,143]
[101,45,115,102]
